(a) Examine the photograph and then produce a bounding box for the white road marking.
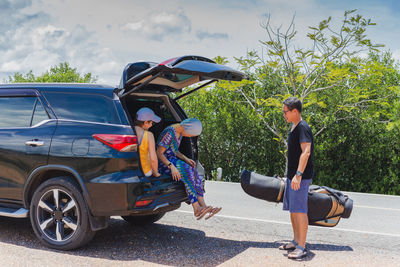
[324,227,400,238]
[342,191,400,198]
[174,210,400,238]
[354,205,400,212]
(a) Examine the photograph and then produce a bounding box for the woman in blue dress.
[156,118,221,220]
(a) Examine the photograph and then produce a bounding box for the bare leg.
[197,196,207,209]
[292,212,308,248]
[290,213,296,241]
[192,201,202,215]
[283,212,296,249]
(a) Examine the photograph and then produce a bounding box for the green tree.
[8,62,96,83]
[312,52,400,193]
[179,12,400,194]
[179,81,284,180]
[231,10,386,150]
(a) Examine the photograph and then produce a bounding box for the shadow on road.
[275,240,353,252]
[0,216,352,266]
[276,240,353,262]
[307,242,353,251]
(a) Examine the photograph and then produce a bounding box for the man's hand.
[291,175,302,191]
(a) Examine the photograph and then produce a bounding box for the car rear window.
[43,92,121,124]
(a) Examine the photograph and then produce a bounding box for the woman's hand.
[153,172,161,177]
[186,159,196,168]
[177,152,196,168]
[170,165,181,181]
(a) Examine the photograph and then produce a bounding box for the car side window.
[43,92,121,124]
[31,98,50,126]
[0,96,43,128]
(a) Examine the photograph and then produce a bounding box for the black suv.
[0,56,245,250]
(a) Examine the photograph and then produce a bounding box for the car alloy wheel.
[36,188,79,242]
[30,177,95,250]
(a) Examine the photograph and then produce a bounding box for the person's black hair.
[283,97,302,113]
[134,113,145,126]
[134,120,145,126]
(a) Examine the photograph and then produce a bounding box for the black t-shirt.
[287,120,314,180]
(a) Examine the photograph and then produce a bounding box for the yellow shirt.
[138,130,152,176]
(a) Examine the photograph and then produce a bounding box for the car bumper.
[85,175,188,216]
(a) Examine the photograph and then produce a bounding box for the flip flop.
[195,206,213,220]
[279,240,297,251]
[288,245,308,259]
[194,206,212,217]
[205,207,222,220]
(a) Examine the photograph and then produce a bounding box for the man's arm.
[291,142,311,191]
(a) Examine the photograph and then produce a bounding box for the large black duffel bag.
[240,169,285,203]
[240,170,353,227]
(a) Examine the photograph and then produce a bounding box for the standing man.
[279,97,314,259]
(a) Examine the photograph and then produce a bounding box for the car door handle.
[25,140,45,147]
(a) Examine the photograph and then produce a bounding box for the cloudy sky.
[1,0,400,85]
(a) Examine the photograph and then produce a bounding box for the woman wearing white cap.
[135,107,162,177]
[157,118,221,220]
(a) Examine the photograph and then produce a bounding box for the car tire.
[30,177,95,250]
[121,213,165,226]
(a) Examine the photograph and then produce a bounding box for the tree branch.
[238,88,281,138]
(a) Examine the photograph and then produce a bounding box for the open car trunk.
[122,92,197,162]
[117,55,246,98]
[118,55,246,178]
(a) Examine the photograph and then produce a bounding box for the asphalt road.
[199,180,400,238]
[0,181,399,266]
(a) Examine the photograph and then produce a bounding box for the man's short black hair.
[283,97,302,113]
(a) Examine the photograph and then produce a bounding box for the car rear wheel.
[30,177,95,250]
[122,213,165,226]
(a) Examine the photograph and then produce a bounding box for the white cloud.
[122,9,191,41]
[1,0,400,85]
[123,21,143,31]
[196,31,229,41]
[0,1,122,84]
[0,61,21,72]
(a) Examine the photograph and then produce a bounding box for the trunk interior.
[122,92,197,162]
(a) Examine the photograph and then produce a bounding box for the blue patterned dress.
[157,126,203,203]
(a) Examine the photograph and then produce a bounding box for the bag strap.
[138,130,146,146]
[276,177,285,202]
[321,186,346,206]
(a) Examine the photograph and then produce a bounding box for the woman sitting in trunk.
[135,107,161,177]
[156,118,221,220]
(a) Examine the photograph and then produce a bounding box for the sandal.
[205,207,222,220]
[279,240,297,251]
[288,245,308,259]
[195,206,213,220]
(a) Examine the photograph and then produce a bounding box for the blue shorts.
[283,178,312,213]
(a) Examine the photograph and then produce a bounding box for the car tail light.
[135,200,153,207]
[93,134,137,152]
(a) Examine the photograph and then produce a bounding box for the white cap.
[136,107,161,123]
[181,118,202,136]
